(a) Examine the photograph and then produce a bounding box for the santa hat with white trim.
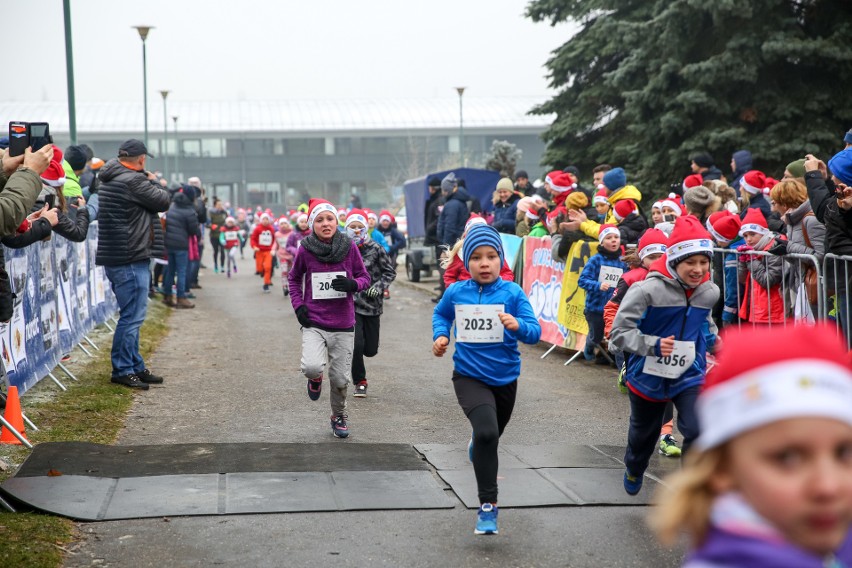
[598,224,620,243]
[706,210,742,244]
[344,208,368,228]
[740,170,767,196]
[378,209,393,225]
[40,160,66,187]
[660,199,683,217]
[613,200,636,221]
[307,198,337,227]
[665,215,714,271]
[544,170,561,187]
[696,324,852,450]
[739,208,769,237]
[364,209,378,223]
[637,228,668,260]
[651,200,663,211]
[682,173,703,192]
[593,188,609,206]
[549,173,574,194]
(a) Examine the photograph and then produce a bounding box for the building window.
[448,136,460,153]
[182,139,201,158]
[247,182,282,206]
[201,138,225,158]
[285,138,324,156]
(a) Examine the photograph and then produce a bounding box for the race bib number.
[642,340,696,379]
[454,304,504,343]
[598,266,623,285]
[224,230,238,241]
[258,231,273,247]
[312,271,346,300]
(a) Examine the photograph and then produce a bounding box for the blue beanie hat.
[844,129,852,145]
[829,148,852,185]
[463,224,504,272]
[603,167,627,191]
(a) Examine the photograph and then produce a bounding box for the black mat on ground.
[591,444,681,480]
[415,443,623,470]
[14,442,428,478]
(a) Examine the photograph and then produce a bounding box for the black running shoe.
[111,374,149,390]
[353,383,367,398]
[137,369,164,384]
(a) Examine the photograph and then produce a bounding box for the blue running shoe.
[468,437,474,463]
[474,503,498,535]
[623,470,643,496]
[307,375,323,401]
[331,414,349,438]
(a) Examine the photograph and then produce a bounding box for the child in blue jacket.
[705,210,744,326]
[610,216,720,497]
[579,224,628,361]
[432,224,541,536]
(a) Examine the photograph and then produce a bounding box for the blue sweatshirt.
[432,277,541,386]
[578,251,628,313]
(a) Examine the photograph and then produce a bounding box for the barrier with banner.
[521,237,568,346]
[0,222,117,394]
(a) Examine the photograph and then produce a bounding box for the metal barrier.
[822,253,852,349]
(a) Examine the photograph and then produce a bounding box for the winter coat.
[95,159,170,266]
[443,254,514,288]
[0,158,50,237]
[528,222,549,238]
[616,212,648,245]
[720,237,745,324]
[432,277,541,387]
[741,192,772,221]
[738,233,785,324]
[730,150,753,193]
[424,190,443,246]
[285,229,309,257]
[602,265,650,338]
[250,224,276,251]
[354,239,396,317]
[377,225,406,258]
[150,214,166,260]
[491,194,520,234]
[702,166,724,181]
[781,200,825,292]
[578,250,628,313]
[578,185,643,240]
[4,183,92,247]
[288,239,371,331]
[806,171,852,294]
[610,258,719,401]
[164,191,200,251]
[61,161,83,198]
[437,188,470,246]
[275,227,293,264]
[369,228,390,252]
[220,224,243,249]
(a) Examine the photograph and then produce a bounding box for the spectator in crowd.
[437,172,469,250]
[163,186,200,309]
[491,177,520,234]
[62,144,88,203]
[705,211,744,328]
[579,224,627,363]
[691,152,724,182]
[782,159,806,184]
[683,184,719,226]
[592,164,612,191]
[738,170,773,219]
[566,167,643,240]
[737,209,785,325]
[514,169,533,197]
[515,195,546,237]
[729,149,753,193]
[845,128,852,149]
[612,200,648,245]
[96,139,171,390]
[703,180,739,214]
[593,188,611,222]
[565,166,593,202]
[150,212,167,298]
[187,177,207,287]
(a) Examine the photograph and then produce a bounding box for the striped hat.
[462,224,504,271]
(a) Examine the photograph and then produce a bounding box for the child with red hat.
[652,324,852,567]
[612,199,649,245]
[578,224,628,363]
[736,208,785,324]
[705,210,744,327]
[220,216,243,278]
[250,213,276,292]
[363,209,390,252]
[288,199,371,438]
[442,215,515,288]
[274,215,293,296]
[344,209,396,398]
[376,209,406,299]
[610,216,720,496]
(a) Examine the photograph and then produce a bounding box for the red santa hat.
[637,228,668,260]
[706,210,742,243]
[765,176,779,191]
[464,214,488,233]
[660,199,683,217]
[40,160,66,187]
[345,208,368,228]
[337,208,348,217]
[297,212,308,224]
[379,209,394,225]
[549,173,574,194]
[364,209,378,222]
[278,216,289,226]
[260,213,272,223]
[307,198,337,227]
[665,215,714,268]
[682,173,704,192]
[739,207,769,237]
[598,223,620,243]
[740,170,767,196]
[651,200,663,211]
[696,325,852,450]
[225,216,236,225]
[613,200,636,222]
[593,188,609,206]
[544,170,561,187]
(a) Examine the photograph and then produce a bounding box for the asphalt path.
[63,252,683,568]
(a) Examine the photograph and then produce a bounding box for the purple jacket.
[285,229,309,257]
[288,241,370,330]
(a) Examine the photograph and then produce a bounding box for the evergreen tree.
[484,139,523,178]
[527,0,852,196]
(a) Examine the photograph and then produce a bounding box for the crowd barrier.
[514,236,852,358]
[0,221,118,396]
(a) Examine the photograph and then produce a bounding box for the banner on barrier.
[557,238,599,350]
[521,237,568,346]
[500,234,523,274]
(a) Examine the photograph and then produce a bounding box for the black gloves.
[295,306,313,328]
[331,276,358,292]
[769,240,788,256]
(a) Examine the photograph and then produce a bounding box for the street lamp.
[160,90,170,182]
[132,25,155,148]
[455,87,466,167]
[63,0,77,144]
[172,115,179,182]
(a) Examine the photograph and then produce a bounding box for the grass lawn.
[0,302,170,568]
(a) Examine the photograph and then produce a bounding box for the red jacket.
[443,254,514,288]
[603,266,648,338]
[221,225,242,249]
[250,225,275,251]
[739,238,785,323]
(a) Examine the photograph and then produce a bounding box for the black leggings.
[152,263,164,289]
[352,313,380,383]
[453,374,517,504]
[210,237,225,269]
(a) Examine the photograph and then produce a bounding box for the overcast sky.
[6,0,577,104]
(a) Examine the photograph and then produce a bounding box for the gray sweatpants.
[300,327,354,415]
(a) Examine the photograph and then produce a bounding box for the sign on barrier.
[521,237,568,346]
[0,222,117,394]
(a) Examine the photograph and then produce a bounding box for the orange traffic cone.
[1,386,27,445]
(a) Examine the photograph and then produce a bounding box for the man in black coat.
[96,140,171,390]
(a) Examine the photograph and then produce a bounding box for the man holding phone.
[0,145,54,234]
[96,140,171,390]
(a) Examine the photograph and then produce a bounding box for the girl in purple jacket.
[652,325,852,568]
[288,199,370,439]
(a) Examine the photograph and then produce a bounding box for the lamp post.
[132,25,154,148]
[63,0,77,144]
[172,115,179,182]
[159,90,170,182]
[455,87,466,167]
